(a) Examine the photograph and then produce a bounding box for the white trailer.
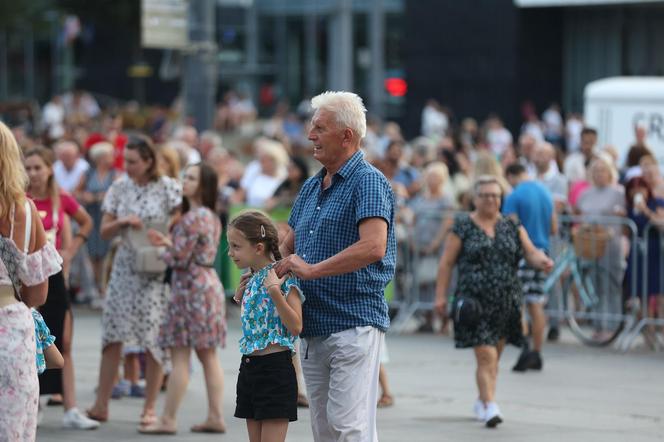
[584,77,664,167]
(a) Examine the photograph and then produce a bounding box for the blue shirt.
[502,180,553,251]
[288,150,396,337]
[239,263,304,355]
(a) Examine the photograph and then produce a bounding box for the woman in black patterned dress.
[434,176,552,428]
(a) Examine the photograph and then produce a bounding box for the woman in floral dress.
[140,163,227,434]
[0,121,62,440]
[86,135,182,426]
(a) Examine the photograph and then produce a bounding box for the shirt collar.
[314,150,364,183]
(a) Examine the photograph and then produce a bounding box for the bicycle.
[543,240,625,347]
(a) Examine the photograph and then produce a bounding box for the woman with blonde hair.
[574,154,626,338]
[236,137,288,208]
[24,146,98,429]
[473,151,511,194]
[405,161,456,333]
[157,143,182,179]
[0,121,62,439]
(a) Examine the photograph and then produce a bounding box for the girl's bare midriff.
[250,343,291,356]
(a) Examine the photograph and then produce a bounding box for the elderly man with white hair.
[53,140,89,193]
[172,125,201,165]
[274,91,396,442]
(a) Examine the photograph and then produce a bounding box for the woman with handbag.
[0,121,63,440]
[86,135,182,427]
[24,147,98,430]
[139,162,227,434]
[434,175,552,428]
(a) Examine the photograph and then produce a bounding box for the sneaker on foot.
[129,383,145,398]
[547,327,560,342]
[111,379,130,399]
[484,402,503,428]
[63,408,101,430]
[473,399,485,422]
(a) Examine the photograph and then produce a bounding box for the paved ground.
[37,305,664,442]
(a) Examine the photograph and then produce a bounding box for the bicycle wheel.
[563,265,624,347]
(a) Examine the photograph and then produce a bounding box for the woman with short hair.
[435,176,552,428]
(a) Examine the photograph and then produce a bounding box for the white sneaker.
[473,399,486,421]
[484,402,503,428]
[62,408,100,430]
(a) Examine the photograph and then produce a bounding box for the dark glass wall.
[403,0,563,137]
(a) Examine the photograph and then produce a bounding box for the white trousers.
[301,326,383,442]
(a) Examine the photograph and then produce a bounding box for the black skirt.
[38,270,70,395]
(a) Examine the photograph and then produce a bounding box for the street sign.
[141,0,189,49]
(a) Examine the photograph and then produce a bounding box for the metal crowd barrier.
[388,210,651,350]
[390,209,461,333]
[543,214,638,348]
[617,221,664,351]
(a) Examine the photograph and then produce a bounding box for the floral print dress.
[101,175,181,361]
[451,214,525,349]
[0,202,62,441]
[159,207,227,349]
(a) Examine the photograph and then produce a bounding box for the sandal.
[140,412,158,427]
[377,395,394,408]
[47,397,63,407]
[190,422,226,433]
[85,409,108,422]
[138,423,177,435]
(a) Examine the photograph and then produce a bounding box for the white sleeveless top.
[0,201,62,287]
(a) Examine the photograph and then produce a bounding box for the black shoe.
[512,348,530,372]
[526,351,543,370]
[547,327,560,342]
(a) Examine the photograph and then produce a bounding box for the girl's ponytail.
[270,236,282,261]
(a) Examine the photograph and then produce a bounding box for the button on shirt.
[288,150,396,337]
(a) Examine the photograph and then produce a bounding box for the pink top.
[568,180,590,209]
[0,202,63,288]
[30,192,79,250]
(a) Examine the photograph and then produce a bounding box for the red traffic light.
[384,77,407,97]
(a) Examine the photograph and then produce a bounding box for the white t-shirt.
[487,127,513,157]
[54,158,90,193]
[243,173,283,208]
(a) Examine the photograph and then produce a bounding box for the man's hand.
[274,255,317,280]
[233,271,252,304]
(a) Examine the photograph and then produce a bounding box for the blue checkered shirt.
[288,150,396,337]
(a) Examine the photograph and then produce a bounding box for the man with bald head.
[53,140,90,192]
[533,142,567,212]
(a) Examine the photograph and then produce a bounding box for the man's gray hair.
[311,91,367,139]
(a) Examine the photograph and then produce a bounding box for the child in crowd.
[228,211,304,442]
[32,308,64,374]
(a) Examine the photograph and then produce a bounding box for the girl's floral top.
[32,308,55,374]
[239,263,304,355]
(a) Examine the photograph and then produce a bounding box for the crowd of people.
[1,86,664,440]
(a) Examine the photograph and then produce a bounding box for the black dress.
[451,214,525,349]
[38,270,69,395]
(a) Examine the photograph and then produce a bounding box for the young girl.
[32,308,64,374]
[228,211,304,442]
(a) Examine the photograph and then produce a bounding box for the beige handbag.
[126,221,169,275]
